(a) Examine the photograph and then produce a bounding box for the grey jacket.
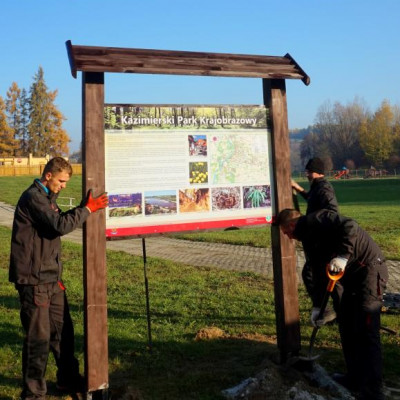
[9,180,90,285]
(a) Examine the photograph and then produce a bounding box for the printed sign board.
[105,105,274,237]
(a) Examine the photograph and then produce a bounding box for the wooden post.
[82,72,109,392]
[263,78,301,362]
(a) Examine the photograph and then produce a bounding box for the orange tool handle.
[326,264,345,292]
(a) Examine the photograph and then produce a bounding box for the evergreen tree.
[0,96,17,156]
[19,88,30,155]
[5,82,22,156]
[28,66,70,156]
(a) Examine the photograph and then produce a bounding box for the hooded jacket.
[9,180,90,285]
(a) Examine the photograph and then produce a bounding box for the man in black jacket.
[292,157,340,326]
[9,157,108,400]
[277,208,388,400]
[291,157,339,215]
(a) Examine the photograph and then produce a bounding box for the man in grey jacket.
[9,157,108,400]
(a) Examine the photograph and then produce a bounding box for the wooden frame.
[66,40,310,392]
[82,72,108,392]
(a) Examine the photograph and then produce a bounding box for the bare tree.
[313,98,369,168]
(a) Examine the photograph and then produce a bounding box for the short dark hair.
[42,157,73,178]
[276,208,301,226]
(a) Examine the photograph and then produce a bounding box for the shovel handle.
[316,266,344,320]
[326,264,345,292]
[292,188,300,212]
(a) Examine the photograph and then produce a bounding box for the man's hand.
[84,190,108,213]
[291,179,304,193]
[310,307,337,327]
[329,256,348,274]
[310,307,322,327]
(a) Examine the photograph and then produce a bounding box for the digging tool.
[307,265,344,360]
[292,188,300,212]
[290,265,344,371]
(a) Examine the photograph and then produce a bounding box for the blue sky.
[1,0,399,152]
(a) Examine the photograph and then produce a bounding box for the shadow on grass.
[3,326,399,399]
[106,334,279,400]
[0,295,20,310]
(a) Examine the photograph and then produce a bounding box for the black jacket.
[9,180,90,285]
[300,177,338,215]
[294,209,384,305]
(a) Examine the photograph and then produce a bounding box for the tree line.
[2,68,399,169]
[0,67,70,158]
[294,98,400,171]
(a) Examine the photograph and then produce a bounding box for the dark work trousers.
[338,260,388,400]
[17,282,80,399]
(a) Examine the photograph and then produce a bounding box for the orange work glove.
[84,190,108,213]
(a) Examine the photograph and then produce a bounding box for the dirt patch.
[194,327,353,399]
[221,359,355,400]
[195,326,225,341]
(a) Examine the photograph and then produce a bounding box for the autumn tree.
[392,105,400,163]
[0,96,17,156]
[359,100,396,167]
[28,66,70,156]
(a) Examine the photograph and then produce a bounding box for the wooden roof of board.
[66,40,310,85]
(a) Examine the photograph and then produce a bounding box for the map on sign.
[210,134,269,184]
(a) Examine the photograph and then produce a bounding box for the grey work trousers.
[17,282,80,399]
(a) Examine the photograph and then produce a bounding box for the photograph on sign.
[104,105,274,237]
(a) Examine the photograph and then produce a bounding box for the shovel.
[290,265,344,370]
[307,265,344,360]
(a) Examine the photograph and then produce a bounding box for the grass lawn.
[0,176,399,398]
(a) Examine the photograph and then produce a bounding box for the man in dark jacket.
[291,157,339,215]
[292,157,340,325]
[9,157,108,400]
[278,208,388,400]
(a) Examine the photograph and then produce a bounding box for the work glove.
[84,190,108,213]
[310,307,337,327]
[310,307,323,328]
[329,256,348,274]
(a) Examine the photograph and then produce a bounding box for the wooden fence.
[293,168,398,179]
[0,164,82,176]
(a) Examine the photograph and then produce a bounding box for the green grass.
[0,175,83,207]
[0,176,399,397]
[0,225,399,399]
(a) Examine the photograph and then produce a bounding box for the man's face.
[305,170,324,182]
[281,221,297,240]
[44,170,70,194]
[305,169,317,182]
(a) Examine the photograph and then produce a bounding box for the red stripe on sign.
[106,216,273,238]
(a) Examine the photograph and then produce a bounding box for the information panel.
[105,105,274,237]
